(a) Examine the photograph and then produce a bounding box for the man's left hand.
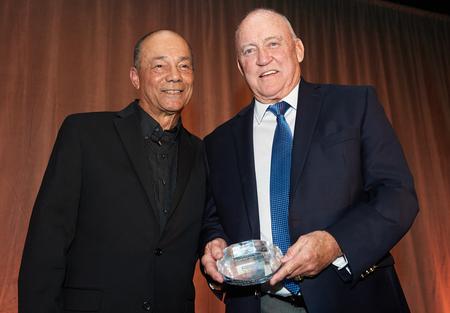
[270,230,342,285]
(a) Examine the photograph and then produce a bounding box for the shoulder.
[62,101,138,127]
[58,110,124,141]
[58,111,114,131]
[204,103,253,143]
[311,81,380,113]
[63,111,116,125]
[310,81,376,99]
[181,127,202,146]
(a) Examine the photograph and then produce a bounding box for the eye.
[151,63,168,73]
[268,41,280,48]
[179,63,193,71]
[242,47,256,56]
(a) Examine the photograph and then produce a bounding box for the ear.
[129,67,140,90]
[294,38,305,63]
[236,58,244,77]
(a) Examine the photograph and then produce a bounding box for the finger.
[284,256,304,279]
[210,239,227,259]
[202,255,224,283]
[208,266,224,283]
[280,253,294,263]
[204,239,223,260]
[288,267,304,279]
[211,244,224,259]
[270,261,294,285]
[281,237,304,262]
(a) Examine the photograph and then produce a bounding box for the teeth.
[164,90,182,94]
[260,70,277,77]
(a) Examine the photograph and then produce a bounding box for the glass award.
[216,239,283,286]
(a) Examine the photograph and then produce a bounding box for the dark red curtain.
[0,1,449,312]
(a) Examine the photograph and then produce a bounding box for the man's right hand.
[201,238,227,283]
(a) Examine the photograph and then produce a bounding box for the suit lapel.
[232,104,260,239]
[291,80,323,196]
[168,127,195,218]
[114,102,160,223]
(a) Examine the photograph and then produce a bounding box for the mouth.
[259,70,278,78]
[161,89,183,95]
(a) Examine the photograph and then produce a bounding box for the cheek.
[184,75,194,85]
[182,72,194,82]
[143,73,162,86]
[240,59,257,73]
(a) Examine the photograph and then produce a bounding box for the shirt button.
[142,300,151,311]
[161,179,166,185]
[154,248,163,256]
[160,154,167,159]
[163,208,168,214]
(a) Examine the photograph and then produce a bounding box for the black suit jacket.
[201,80,418,313]
[19,101,207,313]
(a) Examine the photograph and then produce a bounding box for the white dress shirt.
[253,83,348,296]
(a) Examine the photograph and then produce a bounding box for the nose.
[256,47,272,66]
[166,65,182,82]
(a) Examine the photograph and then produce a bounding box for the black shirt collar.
[135,102,181,145]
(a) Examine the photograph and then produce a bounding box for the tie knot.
[268,101,290,116]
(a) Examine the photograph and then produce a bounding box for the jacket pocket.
[321,128,360,149]
[63,287,102,312]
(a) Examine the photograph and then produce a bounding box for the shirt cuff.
[332,255,348,270]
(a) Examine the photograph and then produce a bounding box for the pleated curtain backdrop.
[0,0,449,312]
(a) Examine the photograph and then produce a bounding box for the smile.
[259,70,278,78]
[162,89,183,94]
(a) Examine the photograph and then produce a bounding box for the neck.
[139,104,180,130]
[153,113,180,130]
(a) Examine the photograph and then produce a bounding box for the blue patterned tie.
[268,101,300,295]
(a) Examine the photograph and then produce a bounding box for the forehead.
[236,12,291,46]
[141,32,191,60]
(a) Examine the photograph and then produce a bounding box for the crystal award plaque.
[216,240,283,286]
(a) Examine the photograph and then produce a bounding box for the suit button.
[142,300,151,311]
[154,248,163,256]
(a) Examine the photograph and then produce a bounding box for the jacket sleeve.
[199,145,230,250]
[19,116,82,313]
[326,87,419,284]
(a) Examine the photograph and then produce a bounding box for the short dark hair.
[132,30,194,69]
[133,31,155,69]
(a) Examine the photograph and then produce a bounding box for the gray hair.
[235,8,298,41]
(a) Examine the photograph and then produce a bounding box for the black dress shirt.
[136,103,180,231]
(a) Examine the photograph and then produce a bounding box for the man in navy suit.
[201,8,418,313]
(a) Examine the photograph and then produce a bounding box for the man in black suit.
[19,30,206,313]
[201,9,418,313]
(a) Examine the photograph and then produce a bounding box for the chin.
[162,103,185,113]
[258,92,283,102]
[257,85,283,97]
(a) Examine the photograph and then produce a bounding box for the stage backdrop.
[0,0,449,312]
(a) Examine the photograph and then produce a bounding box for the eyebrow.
[151,56,192,62]
[263,36,282,43]
[178,56,192,62]
[239,35,283,50]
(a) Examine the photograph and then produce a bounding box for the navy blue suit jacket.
[202,79,418,313]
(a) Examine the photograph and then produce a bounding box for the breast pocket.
[320,128,360,150]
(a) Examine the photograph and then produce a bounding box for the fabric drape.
[0,1,448,312]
